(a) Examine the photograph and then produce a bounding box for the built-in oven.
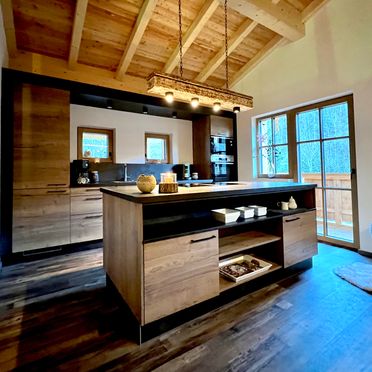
[210,136,234,156]
[210,154,234,182]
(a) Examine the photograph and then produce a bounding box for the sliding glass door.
[296,96,358,248]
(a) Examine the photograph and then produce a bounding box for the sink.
[179,183,214,187]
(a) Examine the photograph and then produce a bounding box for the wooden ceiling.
[2,0,329,97]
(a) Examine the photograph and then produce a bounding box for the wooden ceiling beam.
[302,0,330,23]
[68,0,89,68]
[163,0,219,74]
[9,51,149,95]
[226,0,305,41]
[1,0,17,57]
[230,34,284,87]
[116,0,158,81]
[196,19,258,82]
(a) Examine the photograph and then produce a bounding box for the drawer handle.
[84,215,103,219]
[190,235,217,244]
[84,197,102,201]
[85,189,100,192]
[47,190,68,193]
[285,217,300,223]
[48,183,67,186]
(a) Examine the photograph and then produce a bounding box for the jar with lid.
[90,171,99,184]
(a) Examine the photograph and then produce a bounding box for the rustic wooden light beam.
[163,0,219,74]
[116,0,158,80]
[69,0,89,68]
[196,19,258,83]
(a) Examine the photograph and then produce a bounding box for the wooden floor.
[0,244,371,371]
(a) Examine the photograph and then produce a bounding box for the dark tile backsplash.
[79,162,192,183]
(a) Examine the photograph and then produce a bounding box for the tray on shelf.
[219,254,272,282]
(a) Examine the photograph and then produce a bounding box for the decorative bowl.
[136,174,156,193]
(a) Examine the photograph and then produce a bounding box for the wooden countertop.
[100,181,316,204]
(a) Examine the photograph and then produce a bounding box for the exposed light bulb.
[213,102,221,112]
[233,106,240,113]
[191,97,199,108]
[165,92,174,103]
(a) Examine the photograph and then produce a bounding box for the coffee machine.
[71,160,90,185]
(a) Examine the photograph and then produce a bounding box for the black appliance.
[210,136,234,155]
[210,136,235,182]
[71,159,89,185]
[173,163,191,180]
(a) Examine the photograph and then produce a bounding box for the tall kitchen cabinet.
[12,84,71,253]
[192,115,235,181]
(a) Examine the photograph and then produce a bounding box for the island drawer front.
[144,230,219,324]
[283,210,317,268]
[70,187,101,196]
[70,214,103,243]
[71,194,103,215]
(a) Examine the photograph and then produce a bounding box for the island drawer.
[144,230,219,324]
[282,210,317,268]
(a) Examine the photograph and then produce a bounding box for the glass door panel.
[315,188,324,236]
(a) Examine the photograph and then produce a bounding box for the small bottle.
[90,171,99,184]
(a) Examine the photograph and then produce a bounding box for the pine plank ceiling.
[2,0,329,96]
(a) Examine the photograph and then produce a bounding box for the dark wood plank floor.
[0,244,371,371]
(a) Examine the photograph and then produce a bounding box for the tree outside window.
[145,133,171,164]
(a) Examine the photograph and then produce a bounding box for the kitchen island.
[101,182,317,342]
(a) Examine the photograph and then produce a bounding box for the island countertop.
[100,181,316,204]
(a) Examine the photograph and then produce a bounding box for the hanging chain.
[178,0,183,78]
[224,0,229,89]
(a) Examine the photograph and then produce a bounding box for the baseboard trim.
[358,249,372,258]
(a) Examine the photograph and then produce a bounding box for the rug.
[334,262,372,293]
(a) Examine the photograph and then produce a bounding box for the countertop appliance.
[71,159,90,185]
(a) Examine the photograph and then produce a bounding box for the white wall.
[70,104,193,164]
[234,0,372,252]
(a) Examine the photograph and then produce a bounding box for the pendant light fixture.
[147,0,253,112]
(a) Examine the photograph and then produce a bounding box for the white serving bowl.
[212,208,240,223]
[247,205,267,216]
[235,206,255,219]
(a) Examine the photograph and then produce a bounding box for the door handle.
[190,235,216,244]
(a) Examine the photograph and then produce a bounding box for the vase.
[267,163,275,178]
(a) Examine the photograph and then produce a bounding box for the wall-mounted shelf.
[219,231,281,258]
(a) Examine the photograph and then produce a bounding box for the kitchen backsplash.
[80,162,193,183]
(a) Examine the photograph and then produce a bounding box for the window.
[256,114,289,178]
[145,133,171,163]
[77,127,114,163]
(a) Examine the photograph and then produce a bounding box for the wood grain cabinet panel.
[13,84,70,189]
[144,230,219,324]
[70,188,103,242]
[12,189,70,253]
[282,211,318,268]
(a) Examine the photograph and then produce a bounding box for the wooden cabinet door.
[70,214,103,243]
[282,210,317,268]
[13,189,70,252]
[13,84,70,189]
[144,230,219,324]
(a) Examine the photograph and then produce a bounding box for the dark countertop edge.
[100,183,317,205]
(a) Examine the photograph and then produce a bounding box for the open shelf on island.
[219,262,282,292]
[219,231,281,258]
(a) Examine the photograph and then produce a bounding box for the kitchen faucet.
[123,163,128,182]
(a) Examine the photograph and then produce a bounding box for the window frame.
[145,132,171,164]
[256,114,293,179]
[77,127,114,163]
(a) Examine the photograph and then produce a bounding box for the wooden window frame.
[77,127,114,163]
[256,114,293,179]
[145,133,171,164]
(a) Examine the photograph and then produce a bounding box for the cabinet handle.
[190,235,216,244]
[285,217,300,223]
[84,215,103,219]
[85,189,100,192]
[48,183,67,186]
[47,190,68,193]
[84,197,102,201]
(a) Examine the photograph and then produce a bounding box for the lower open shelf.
[219,262,282,292]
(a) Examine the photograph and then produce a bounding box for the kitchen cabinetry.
[12,189,70,253]
[13,84,70,189]
[144,231,219,323]
[70,187,103,243]
[12,83,71,253]
[282,210,317,268]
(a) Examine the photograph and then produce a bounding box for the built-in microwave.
[210,136,234,155]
